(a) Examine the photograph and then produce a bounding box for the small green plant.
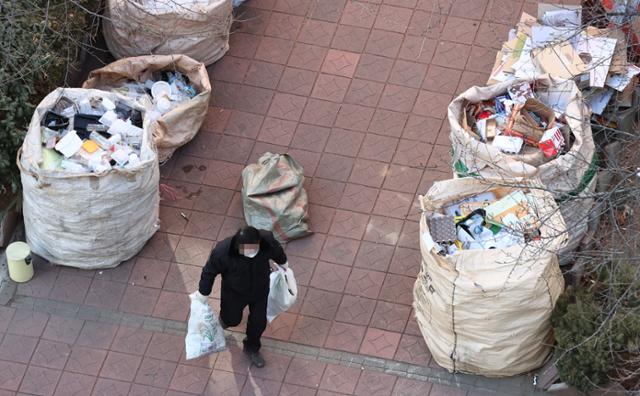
[552,261,640,392]
[0,0,97,193]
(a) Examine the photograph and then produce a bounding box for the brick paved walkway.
[0,0,573,394]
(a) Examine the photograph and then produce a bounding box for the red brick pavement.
[4,0,582,394]
[0,306,480,395]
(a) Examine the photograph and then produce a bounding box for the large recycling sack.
[103,0,232,66]
[185,292,226,360]
[267,266,298,323]
[449,75,596,262]
[18,88,159,269]
[414,177,567,377]
[242,153,311,243]
[83,54,212,162]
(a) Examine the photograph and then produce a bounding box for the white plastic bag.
[185,292,226,360]
[267,267,298,322]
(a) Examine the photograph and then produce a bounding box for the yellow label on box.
[82,140,99,154]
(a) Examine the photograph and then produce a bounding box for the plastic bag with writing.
[185,292,226,360]
[266,267,298,322]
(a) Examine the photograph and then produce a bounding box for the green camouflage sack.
[242,153,311,243]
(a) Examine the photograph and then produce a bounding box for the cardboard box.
[506,98,556,144]
[538,126,565,158]
[485,191,538,229]
[532,41,587,80]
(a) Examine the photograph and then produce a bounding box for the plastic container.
[6,241,33,283]
[151,81,171,99]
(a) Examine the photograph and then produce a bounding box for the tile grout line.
[6,294,536,395]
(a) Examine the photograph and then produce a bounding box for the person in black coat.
[195,226,288,368]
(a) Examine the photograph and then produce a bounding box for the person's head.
[235,226,261,257]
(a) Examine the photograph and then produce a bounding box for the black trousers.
[219,288,268,353]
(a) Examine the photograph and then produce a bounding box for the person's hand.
[191,290,208,303]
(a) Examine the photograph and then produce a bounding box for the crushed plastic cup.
[156,97,171,114]
[151,81,171,100]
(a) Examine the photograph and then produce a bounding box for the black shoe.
[244,349,265,368]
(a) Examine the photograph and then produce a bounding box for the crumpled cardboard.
[532,41,587,80]
[506,98,556,144]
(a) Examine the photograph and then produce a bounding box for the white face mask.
[239,244,260,258]
[243,249,259,258]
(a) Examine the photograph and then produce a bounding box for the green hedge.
[0,0,97,192]
[552,261,640,392]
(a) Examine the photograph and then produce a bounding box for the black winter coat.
[198,230,287,301]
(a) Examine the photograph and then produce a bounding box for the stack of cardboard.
[487,2,639,133]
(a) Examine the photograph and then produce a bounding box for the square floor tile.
[321,49,360,78]
[324,322,366,353]
[319,363,361,394]
[19,365,61,396]
[359,328,401,359]
[329,210,370,239]
[334,104,375,132]
[31,340,70,370]
[371,301,411,332]
[289,316,331,347]
[0,334,38,364]
[335,294,376,326]
[66,346,107,376]
[169,364,211,394]
[345,268,385,299]
[299,288,342,320]
[284,357,325,388]
[338,183,379,213]
[364,215,404,245]
[354,370,397,396]
[288,43,328,71]
[369,109,408,138]
[110,326,153,356]
[8,310,49,338]
[75,322,118,350]
[135,357,178,388]
[332,25,370,52]
[341,1,379,28]
[53,372,96,396]
[312,74,351,102]
[354,241,395,272]
[349,159,389,188]
[345,79,385,107]
[310,262,351,292]
[100,351,142,382]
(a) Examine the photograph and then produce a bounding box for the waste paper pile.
[429,188,541,255]
[450,75,595,260]
[413,1,640,379]
[461,81,569,159]
[488,3,639,132]
[415,178,567,377]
